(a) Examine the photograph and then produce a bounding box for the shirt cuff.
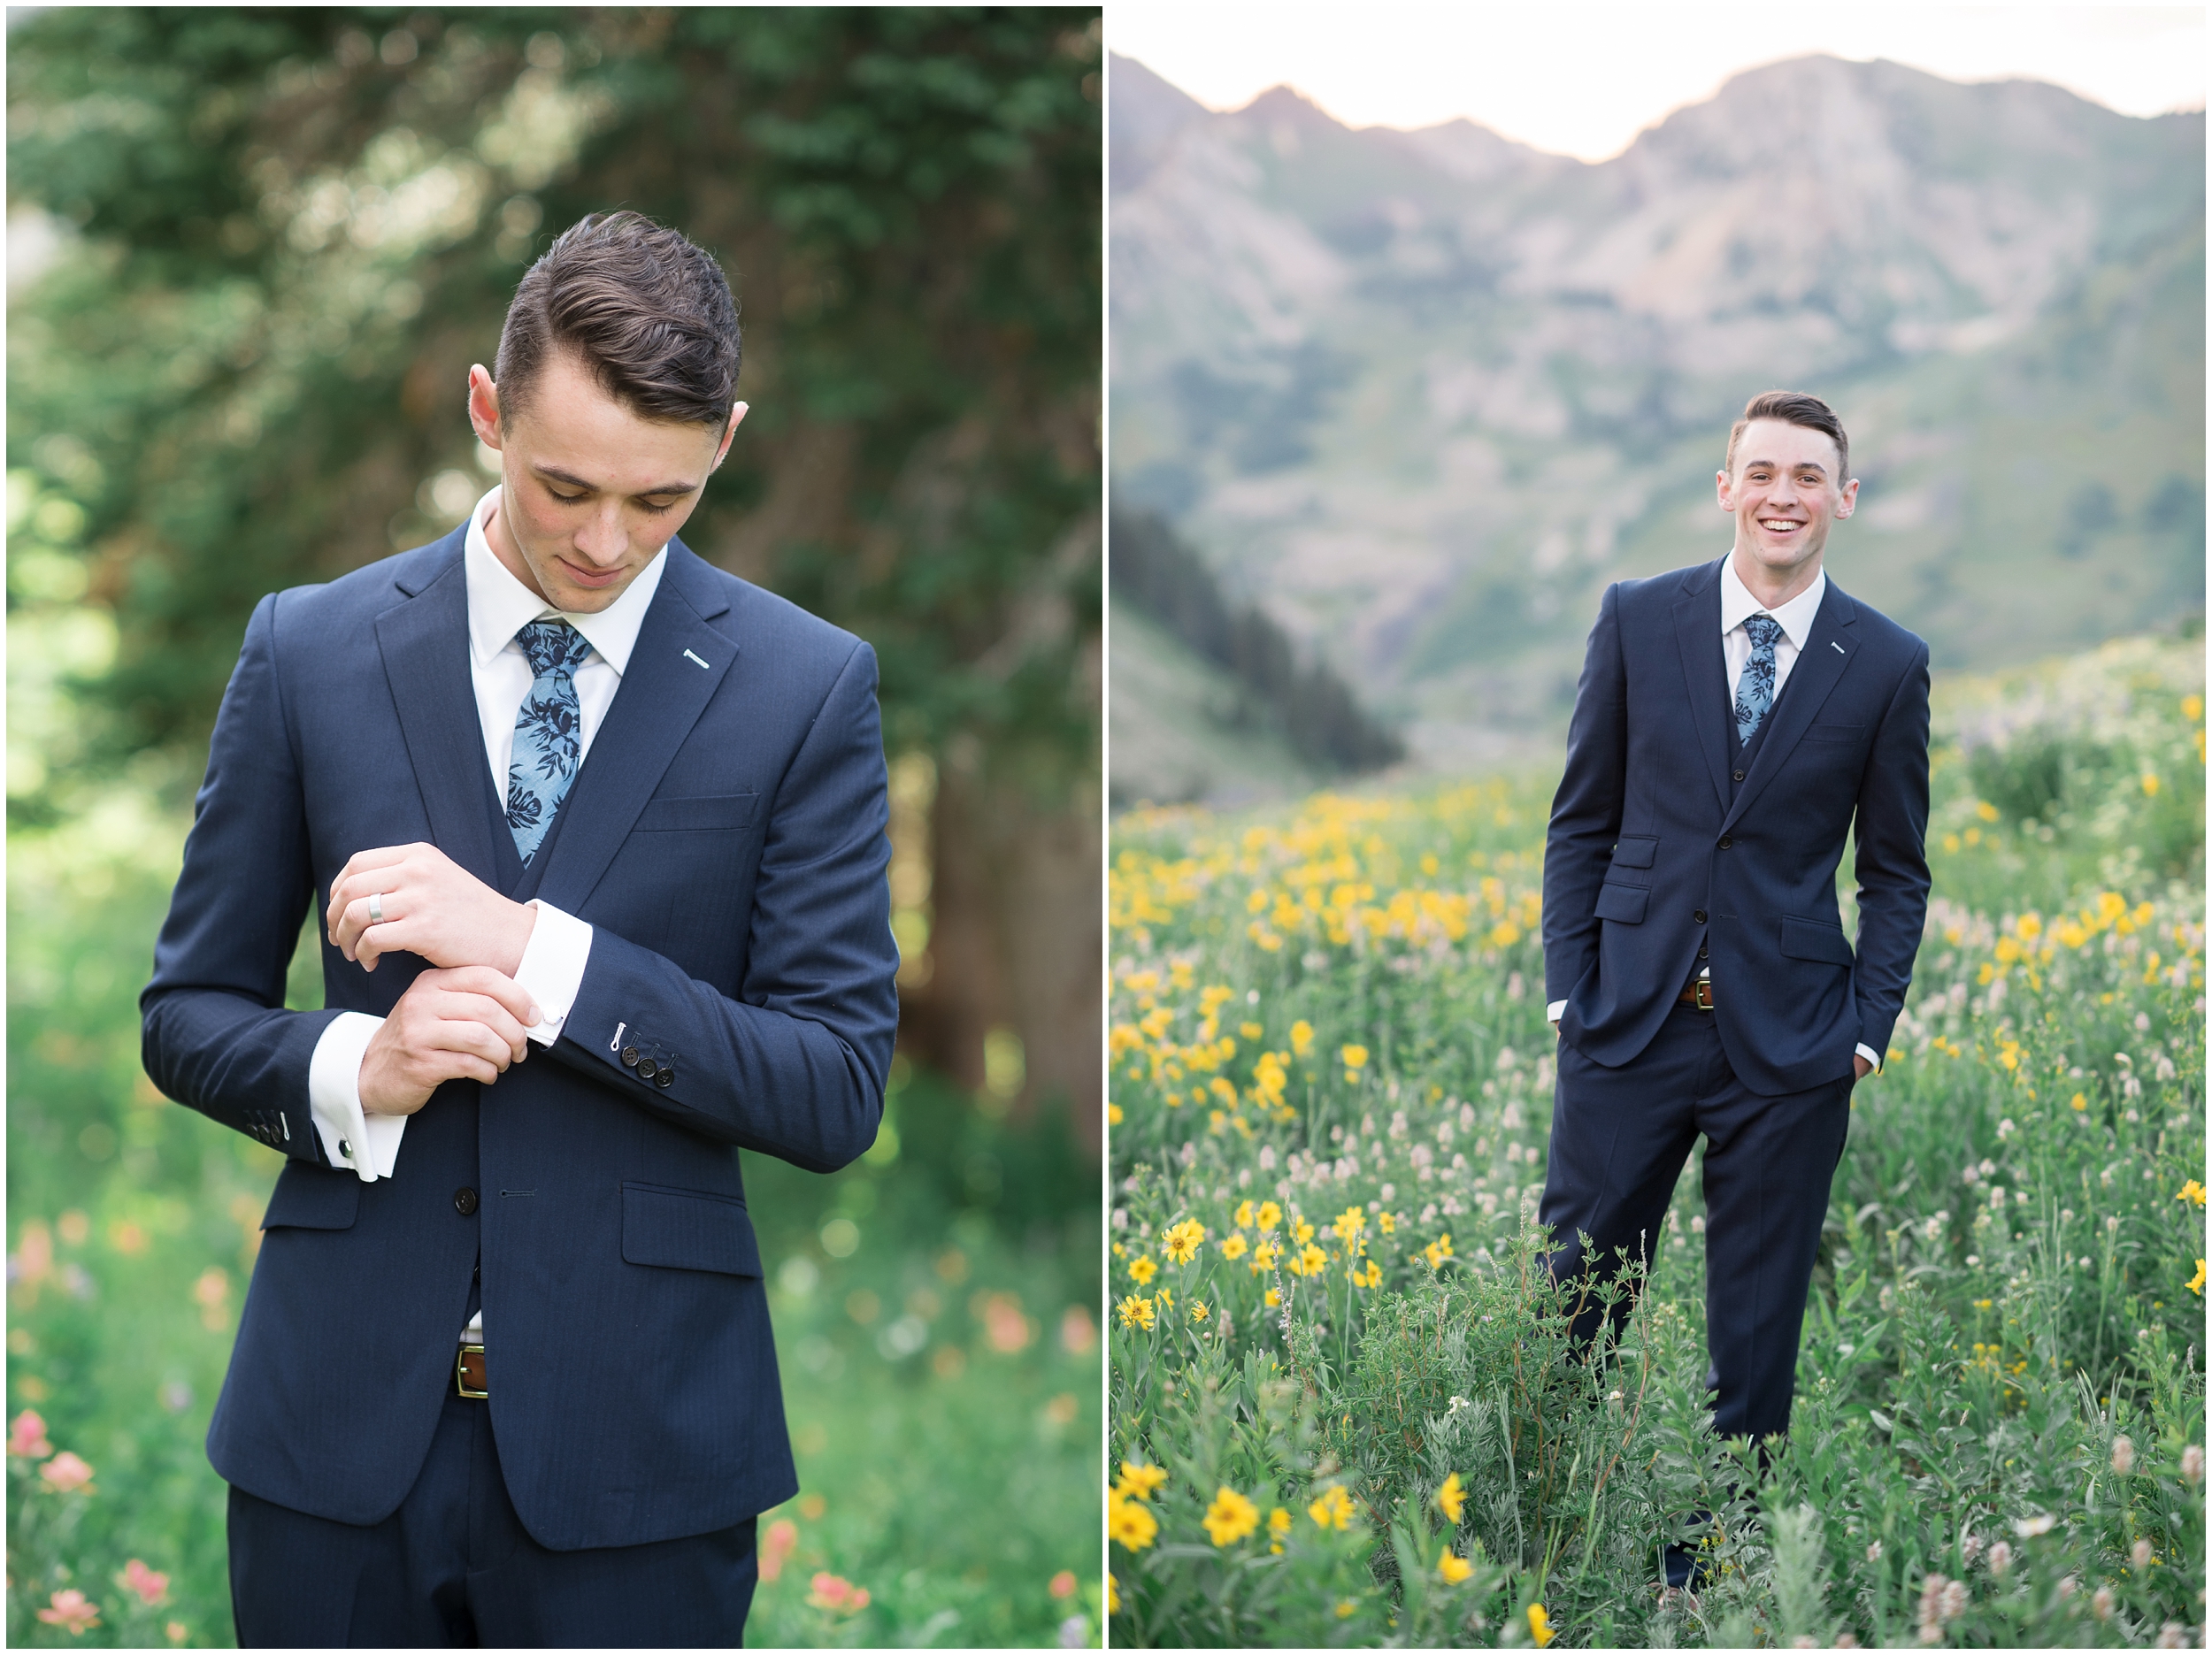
[514,900,592,1046]
[308,1012,406,1182]
[1546,1000,1568,1023]
[1855,1043,1883,1075]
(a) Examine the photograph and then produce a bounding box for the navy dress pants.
[228,1386,759,1647]
[1538,1001,1852,1442]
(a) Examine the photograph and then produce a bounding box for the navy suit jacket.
[141,526,900,1550]
[1540,558,1931,1097]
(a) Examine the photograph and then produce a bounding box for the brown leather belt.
[457,1345,488,1398]
[1678,978,1714,1011]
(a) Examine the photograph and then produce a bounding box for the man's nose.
[575,506,627,564]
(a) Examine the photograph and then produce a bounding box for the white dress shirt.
[1549,557,1881,1074]
[305,487,667,1339]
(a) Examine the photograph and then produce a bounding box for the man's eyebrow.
[1743,456,1829,476]
[534,464,700,497]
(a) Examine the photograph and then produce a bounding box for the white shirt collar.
[463,486,667,675]
[1718,555,1826,652]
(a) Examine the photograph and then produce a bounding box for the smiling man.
[1537,389,1931,1590]
[142,212,900,1645]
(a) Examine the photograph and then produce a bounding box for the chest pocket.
[630,792,760,833]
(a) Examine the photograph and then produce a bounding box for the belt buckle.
[456,1344,488,1399]
[1691,978,1714,1011]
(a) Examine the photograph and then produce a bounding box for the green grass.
[1106,636,2204,1647]
[5,815,1102,1649]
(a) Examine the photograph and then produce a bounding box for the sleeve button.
[637,1057,657,1079]
[657,1069,675,1089]
[621,1046,640,1069]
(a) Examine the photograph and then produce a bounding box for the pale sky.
[1109,4,2206,161]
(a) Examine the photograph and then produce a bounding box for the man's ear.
[1837,476,1860,518]
[710,401,749,471]
[467,364,504,450]
[1716,467,1735,511]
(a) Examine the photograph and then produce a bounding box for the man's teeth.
[1761,520,1801,531]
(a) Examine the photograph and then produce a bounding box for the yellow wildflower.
[1334,1206,1366,1243]
[1379,1212,1396,1234]
[2179,1181,2207,1207]
[2143,774,2162,796]
[1440,1548,1473,1584]
[1309,1485,1356,1531]
[1220,1234,1248,1261]
[1294,1218,1315,1245]
[1117,1295,1155,1330]
[2185,694,2203,722]
[1423,1233,1455,1269]
[2190,1260,2206,1298]
[1263,1287,1281,1307]
[1129,1256,1157,1286]
[1336,1600,1357,1619]
[1289,1020,1314,1058]
[1118,1462,1168,1501]
[1202,1485,1259,1546]
[1189,1302,1208,1322]
[1255,1200,1282,1232]
[1529,1603,1555,1646]
[1975,801,2000,822]
[1108,1490,1158,1552]
[1239,1021,1263,1040]
[1107,1103,1124,1125]
[1161,1219,1206,1265]
[2071,1093,2087,1112]
[1234,1200,1256,1229]
[2016,913,2042,941]
[1290,1243,1327,1276]
[1250,1238,1278,1272]
[1435,1472,1466,1523]
[1107,1572,1118,1614]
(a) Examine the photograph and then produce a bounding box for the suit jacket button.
[638,1056,658,1079]
[622,1046,640,1068]
[657,1069,675,1088]
[455,1187,479,1217]
[1718,836,1732,849]
[1693,910,1706,923]
[1698,945,1709,960]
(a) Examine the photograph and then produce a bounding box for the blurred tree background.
[7,7,1101,1646]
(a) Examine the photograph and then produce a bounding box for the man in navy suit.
[142,212,899,1644]
[1538,390,1931,1582]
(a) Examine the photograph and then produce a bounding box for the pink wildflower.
[40,1450,95,1493]
[8,1409,53,1457]
[759,1519,798,1583]
[37,1590,101,1634]
[1049,1569,1079,1599]
[808,1571,871,1613]
[118,1559,170,1606]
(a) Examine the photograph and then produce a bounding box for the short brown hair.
[1724,390,1849,481]
[495,211,740,428]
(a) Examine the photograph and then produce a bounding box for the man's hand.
[329,843,536,976]
[1854,1054,1873,1081]
[357,967,540,1116]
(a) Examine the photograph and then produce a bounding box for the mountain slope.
[1109,52,2205,755]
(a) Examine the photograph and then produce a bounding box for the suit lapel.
[1671,563,1733,818]
[374,532,506,887]
[1721,579,1860,831]
[531,544,736,916]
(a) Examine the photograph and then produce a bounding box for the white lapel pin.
[684,648,711,670]
[1831,641,1847,655]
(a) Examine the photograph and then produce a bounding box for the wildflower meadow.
[1108,635,2205,1648]
[6,809,1102,1649]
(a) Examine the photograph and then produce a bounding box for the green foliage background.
[8,7,1101,1646]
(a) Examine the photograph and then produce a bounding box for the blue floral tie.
[1733,613,1783,746]
[506,620,593,866]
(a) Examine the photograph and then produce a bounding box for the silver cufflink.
[340,1139,353,1159]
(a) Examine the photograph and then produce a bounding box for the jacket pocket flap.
[262,1163,362,1231]
[1780,916,1856,966]
[633,792,760,833]
[1593,883,1649,923]
[1609,836,1657,869]
[621,1183,763,1277]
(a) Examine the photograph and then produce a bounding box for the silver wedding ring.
[368,892,384,925]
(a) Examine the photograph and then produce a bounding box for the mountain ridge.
[1109,50,2204,768]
